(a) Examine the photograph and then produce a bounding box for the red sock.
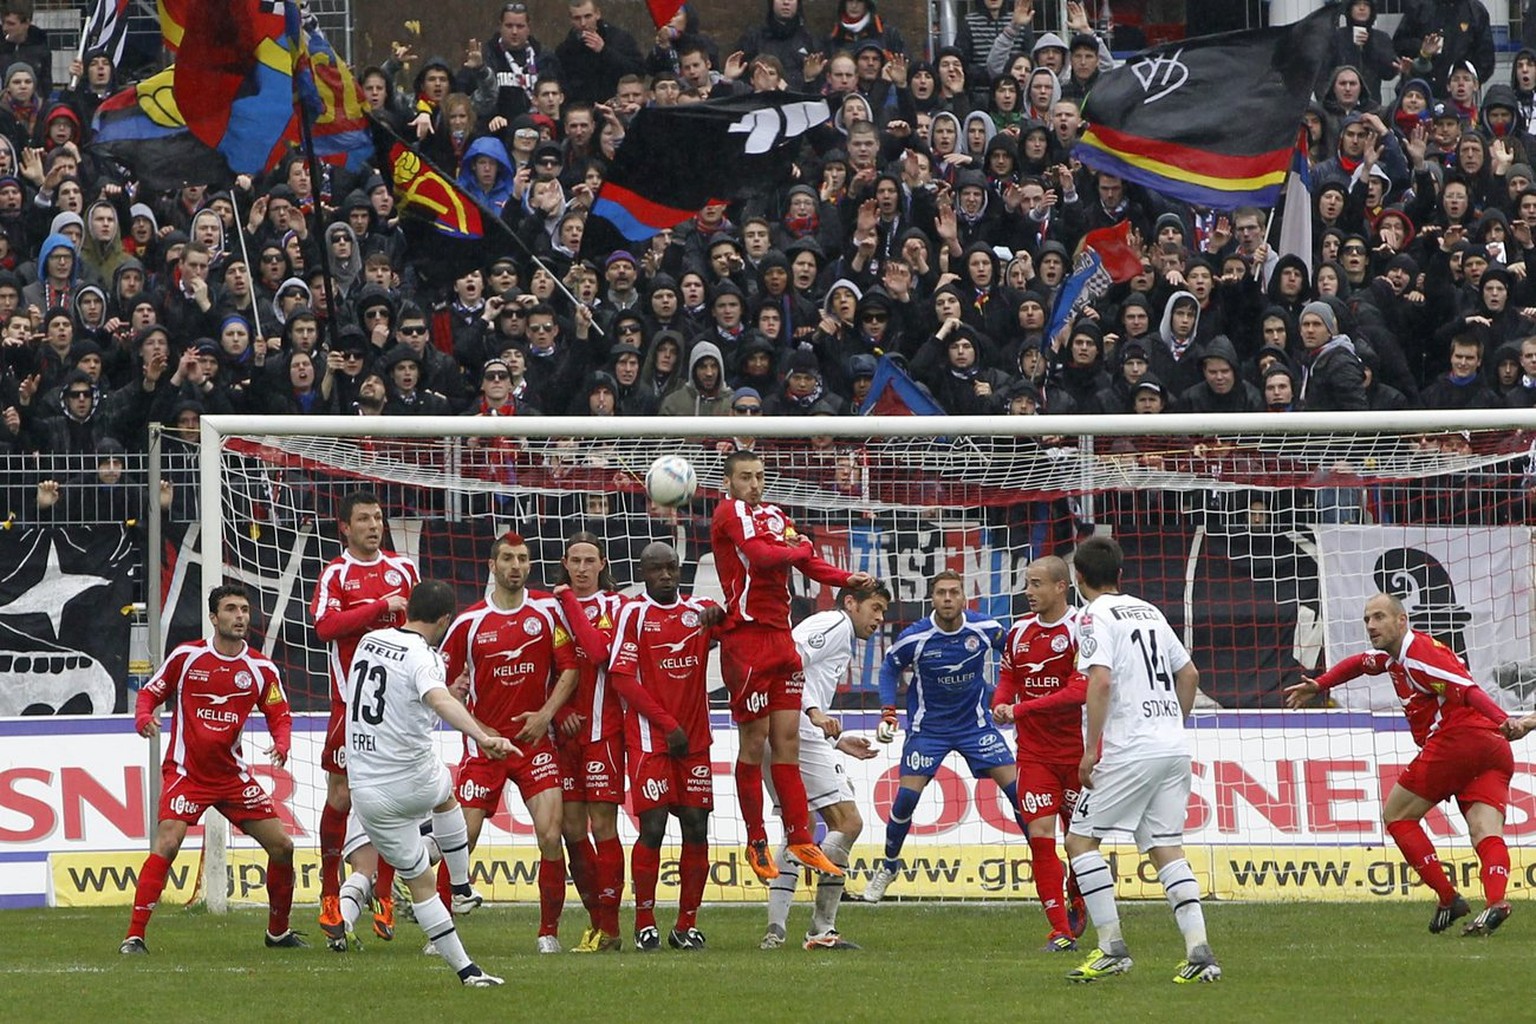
[735,761,767,845]
[1029,835,1071,935]
[318,803,347,900]
[1476,835,1510,904]
[595,836,625,936]
[567,835,598,927]
[537,857,565,937]
[769,762,812,845]
[631,843,660,931]
[374,861,395,905]
[435,860,452,911]
[1386,819,1457,903]
[127,852,172,940]
[676,841,709,931]
[266,859,295,935]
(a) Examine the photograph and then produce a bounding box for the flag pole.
[291,28,342,360]
[227,190,265,340]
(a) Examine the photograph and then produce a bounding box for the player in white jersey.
[1061,537,1218,986]
[342,580,514,987]
[762,582,891,952]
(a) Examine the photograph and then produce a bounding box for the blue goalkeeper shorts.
[898,726,1013,778]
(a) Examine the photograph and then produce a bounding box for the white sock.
[339,872,371,930]
[1157,858,1208,955]
[811,831,852,934]
[765,842,797,932]
[414,895,472,973]
[1069,851,1123,948]
[431,808,472,888]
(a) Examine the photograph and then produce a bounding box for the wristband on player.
[880,705,898,725]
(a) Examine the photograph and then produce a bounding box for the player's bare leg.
[669,806,711,950]
[1461,801,1513,936]
[570,801,623,951]
[244,817,304,948]
[1382,784,1468,932]
[865,772,930,903]
[631,808,669,951]
[318,771,351,933]
[765,708,842,877]
[120,819,189,953]
[528,788,567,952]
[734,714,778,880]
[409,795,501,986]
[562,798,601,946]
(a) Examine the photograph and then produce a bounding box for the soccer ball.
[645,455,698,508]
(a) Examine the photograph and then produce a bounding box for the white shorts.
[351,767,452,878]
[1067,754,1190,853]
[764,733,855,814]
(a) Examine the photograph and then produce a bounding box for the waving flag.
[1074,9,1332,209]
[1276,130,1314,277]
[388,140,484,240]
[92,70,233,189]
[1076,220,1143,284]
[647,1,686,28]
[859,356,944,416]
[1046,252,1112,343]
[81,0,133,67]
[584,92,830,254]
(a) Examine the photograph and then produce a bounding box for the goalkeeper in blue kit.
[865,571,1033,902]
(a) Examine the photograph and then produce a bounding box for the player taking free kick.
[121,584,301,954]
[1063,537,1220,985]
[311,490,419,941]
[710,449,873,881]
[1286,592,1516,937]
[344,580,512,986]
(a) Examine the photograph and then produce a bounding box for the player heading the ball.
[1286,592,1517,937]
[345,580,512,987]
[121,584,301,955]
[1063,536,1219,985]
[710,448,873,881]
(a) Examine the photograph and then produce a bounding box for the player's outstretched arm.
[1503,713,1536,741]
[1283,677,1322,708]
[425,687,515,758]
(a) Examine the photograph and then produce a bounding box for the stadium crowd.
[0,0,1529,464]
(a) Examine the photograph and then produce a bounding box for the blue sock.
[884,786,923,870]
[1001,781,1031,835]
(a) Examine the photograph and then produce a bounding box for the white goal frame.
[191,408,1536,911]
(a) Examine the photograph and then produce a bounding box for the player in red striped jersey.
[310,491,419,941]
[440,532,580,952]
[607,542,725,951]
[993,556,1090,951]
[120,584,301,954]
[552,532,629,953]
[1286,592,1517,936]
[709,449,873,880]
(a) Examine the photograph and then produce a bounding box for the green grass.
[3,902,1511,1023]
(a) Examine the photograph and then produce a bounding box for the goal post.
[192,410,1536,906]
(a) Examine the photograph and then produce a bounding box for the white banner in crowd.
[1315,526,1536,710]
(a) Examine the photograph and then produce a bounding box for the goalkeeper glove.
[876,706,899,744]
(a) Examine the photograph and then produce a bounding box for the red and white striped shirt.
[709,497,852,629]
[556,589,628,743]
[135,639,291,782]
[311,549,419,702]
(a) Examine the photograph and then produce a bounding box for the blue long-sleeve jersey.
[879,610,1006,734]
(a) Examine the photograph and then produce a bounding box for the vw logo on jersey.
[523,617,543,636]
[233,670,254,690]
[807,631,827,649]
[964,636,980,652]
[681,610,700,628]
[384,569,403,586]
[1051,634,1069,653]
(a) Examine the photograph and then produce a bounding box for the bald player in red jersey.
[120,584,300,954]
[709,449,873,880]
[440,532,580,952]
[1287,592,1517,937]
[993,556,1089,952]
[311,490,418,940]
[607,542,725,951]
[552,531,629,953]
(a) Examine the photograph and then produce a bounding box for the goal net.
[193,411,1536,907]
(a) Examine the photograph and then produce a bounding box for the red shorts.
[455,739,563,811]
[720,626,804,723]
[1398,728,1514,815]
[158,768,277,829]
[1015,761,1081,823]
[321,698,347,775]
[558,733,626,804]
[628,750,713,815]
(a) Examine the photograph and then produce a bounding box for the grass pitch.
[3,901,1510,1023]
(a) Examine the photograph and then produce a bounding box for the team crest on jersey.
[964,636,980,652]
[523,617,543,636]
[1051,634,1069,653]
[807,631,826,649]
[233,670,254,690]
[384,569,404,586]
[764,512,785,533]
[584,605,599,620]
[681,609,700,628]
